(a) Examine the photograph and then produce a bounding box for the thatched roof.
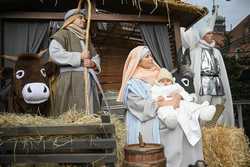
[137,0,208,27]
[140,0,207,15]
[0,0,208,27]
[97,0,208,27]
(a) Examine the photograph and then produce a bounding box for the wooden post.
[169,21,182,68]
[0,19,4,88]
[173,21,182,68]
[173,21,181,55]
[233,100,250,128]
[77,0,92,115]
[0,19,2,55]
[237,104,243,128]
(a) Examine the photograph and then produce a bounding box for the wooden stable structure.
[0,0,207,91]
[0,0,208,165]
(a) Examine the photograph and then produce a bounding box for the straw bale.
[110,115,126,166]
[202,127,250,167]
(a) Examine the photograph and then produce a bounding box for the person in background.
[189,7,234,126]
[49,8,101,116]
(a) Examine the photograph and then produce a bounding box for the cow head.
[1,50,50,105]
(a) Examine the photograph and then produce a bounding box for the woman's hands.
[171,94,182,109]
[156,94,181,109]
[156,96,166,108]
[81,50,96,69]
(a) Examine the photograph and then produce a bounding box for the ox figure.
[172,48,195,94]
[0,50,51,116]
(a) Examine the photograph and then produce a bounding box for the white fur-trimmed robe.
[190,40,234,127]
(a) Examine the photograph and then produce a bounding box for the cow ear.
[38,49,48,58]
[0,55,18,62]
[44,61,60,78]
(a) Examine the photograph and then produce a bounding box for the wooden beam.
[0,153,116,163]
[0,124,115,137]
[1,138,116,153]
[0,12,169,23]
[0,12,64,20]
[92,13,168,23]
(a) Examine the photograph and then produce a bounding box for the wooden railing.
[233,99,250,128]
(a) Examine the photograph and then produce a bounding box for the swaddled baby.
[152,68,216,146]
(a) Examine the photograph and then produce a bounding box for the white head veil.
[181,27,200,51]
[195,6,218,38]
[180,6,218,50]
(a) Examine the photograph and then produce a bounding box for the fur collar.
[199,39,216,49]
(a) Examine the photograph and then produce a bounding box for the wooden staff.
[77,0,92,115]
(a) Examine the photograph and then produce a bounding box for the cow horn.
[0,55,18,62]
[38,49,48,58]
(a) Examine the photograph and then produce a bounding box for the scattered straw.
[0,110,101,127]
[202,126,250,167]
[0,113,63,127]
[57,109,101,124]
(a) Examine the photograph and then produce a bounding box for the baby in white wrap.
[152,68,216,146]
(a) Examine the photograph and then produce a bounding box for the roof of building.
[232,15,250,30]
[0,0,208,28]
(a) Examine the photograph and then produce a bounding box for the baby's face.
[159,78,172,86]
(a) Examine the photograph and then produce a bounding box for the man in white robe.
[189,7,234,127]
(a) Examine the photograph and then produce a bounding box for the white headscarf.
[181,27,200,50]
[194,6,218,38]
[180,6,218,50]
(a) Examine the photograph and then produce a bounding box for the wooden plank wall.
[98,46,131,91]
[96,24,181,91]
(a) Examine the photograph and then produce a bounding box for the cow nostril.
[43,86,47,93]
[27,86,32,93]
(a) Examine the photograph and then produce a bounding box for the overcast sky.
[187,0,250,30]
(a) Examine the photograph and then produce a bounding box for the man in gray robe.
[49,9,101,116]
